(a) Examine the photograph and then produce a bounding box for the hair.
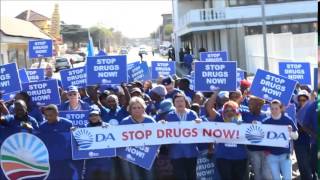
[248,95,265,105]
[222,101,239,113]
[44,104,58,113]
[127,96,147,113]
[106,94,119,104]
[172,93,190,108]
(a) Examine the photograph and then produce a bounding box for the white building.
[172,0,317,74]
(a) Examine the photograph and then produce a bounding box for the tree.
[164,24,173,36]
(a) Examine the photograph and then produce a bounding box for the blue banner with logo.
[151,61,176,79]
[200,51,228,61]
[28,39,53,58]
[26,69,45,82]
[60,67,86,89]
[18,69,29,83]
[278,62,311,85]
[22,79,61,106]
[194,61,237,91]
[86,55,127,85]
[237,69,245,88]
[250,69,297,105]
[59,111,89,128]
[128,61,150,82]
[0,63,21,98]
[117,145,160,170]
[314,68,318,91]
[71,129,116,160]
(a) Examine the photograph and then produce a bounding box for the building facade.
[172,0,317,73]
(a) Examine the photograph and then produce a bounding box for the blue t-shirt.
[165,109,199,159]
[101,106,129,125]
[146,101,161,115]
[214,114,248,160]
[184,54,193,65]
[242,111,267,151]
[263,114,298,155]
[39,117,72,133]
[2,115,39,133]
[120,115,155,125]
[59,100,91,111]
[9,103,44,124]
[303,101,317,144]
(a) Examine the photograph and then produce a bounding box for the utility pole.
[261,0,269,70]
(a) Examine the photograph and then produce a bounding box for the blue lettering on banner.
[28,39,53,58]
[71,131,116,160]
[0,63,21,96]
[86,55,127,85]
[250,69,297,105]
[194,61,237,91]
[237,69,245,88]
[128,61,150,82]
[18,69,29,83]
[279,62,311,85]
[151,61,176,79]
[117,145,160,170]
[60,67,86,89]
[200,51,228,61]
[26,69,45,82]
[22,79,61,106]
[314,68,318,91]
[59,111,89,128]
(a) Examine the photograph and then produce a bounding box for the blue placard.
[22,79,61,106]
[117,145,160,170]
[237,69,245,88]
[28,39,53,58]
[196,152,219,180]
[60,67,86,89]
[279,62,311,85]
[59,111,89,128]
[86,55,127,85]
[127,61,140,70]
[18,69,29,83]
[200,51,228,61]
[0,63,21,96]
[26,69,45,82]
[314,68,318,91]
[194,61,237,91]
[284,103,296,123]
[250,69,297,105]
[71,133,116,160]
[151,61,176,79]
[128,61,150,82]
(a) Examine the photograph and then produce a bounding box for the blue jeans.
[266,153,292,180]
[248,150,272,180]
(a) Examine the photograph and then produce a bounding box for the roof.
[15,10,49,21]
[0,16,51,39]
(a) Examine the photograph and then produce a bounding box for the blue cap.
[68,86,78,93]
[89,105,101,115]
[162,76,173,86]
[158,99,175,114]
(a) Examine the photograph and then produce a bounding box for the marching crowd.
[0,63,318,180]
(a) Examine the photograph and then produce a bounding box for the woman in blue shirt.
[165,93,200,180]
[215,100,248,180]
[263,99,298,180]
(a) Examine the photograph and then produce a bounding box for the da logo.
[245,125,265,143]
[73,129,94,150]
[0,133,50,180]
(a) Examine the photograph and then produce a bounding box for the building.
[15,10,51,35]
[159,13,173,43]
[0,16,51,68]
[172,0,317,74]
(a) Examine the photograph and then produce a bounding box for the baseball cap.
[68,86,78,93]
[150,85,167,97]
[162,76,173,86]
[158,99,175,114]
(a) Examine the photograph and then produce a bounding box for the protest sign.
[28,39,53,58]
[0,63,21,97]
[86,55,127,85]
[117,145,160,170]
[22,79,60,106]
[196,152,218,180]
[18,69,29,83]
[200,51,228,61]
[250,69,297,105]
[26,69,45,81]
[59,111,89,128]
[71,130,116,160]
[279,62,311,85]
[151,61,176,79]
[237,69,245,88]
[71,121,290,151]
[314,68,318,91]
[127,61,140,70]
[128,61,150,82]
[60,67,86,89]
[194,61,237,91]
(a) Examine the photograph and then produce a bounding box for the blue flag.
[87,31,94,57]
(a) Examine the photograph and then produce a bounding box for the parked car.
[62,54,84,63]
[55,57,71,72]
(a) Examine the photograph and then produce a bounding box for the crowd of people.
[0,62,318,180]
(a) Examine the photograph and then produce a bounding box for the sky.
[1,0,172,38]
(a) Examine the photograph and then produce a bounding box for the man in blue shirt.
[59,86,91,111]
[44,63,62,88]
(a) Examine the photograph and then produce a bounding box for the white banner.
[71,121,290,150]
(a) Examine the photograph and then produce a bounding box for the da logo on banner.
[250,69,297,105]
[200,51,228,61]
[0,133,50,179]
[278,62,311,85]
[86,55,127,85]
[194,61,237,91]
[0,63,21,98]
[28,39,53,58]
